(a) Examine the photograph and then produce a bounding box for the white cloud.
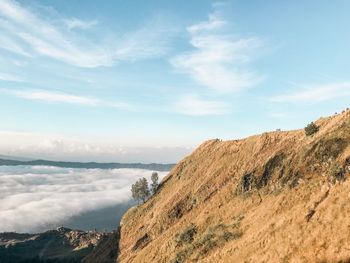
[1,88,131,109]
[11,89,99,105]
[0,34,33,57]
[0,72,22,82]
[271,82,350,103]
[171,11,263,93]
[0,0,174,67]
[187,14,226,34]
[0,166,168,232]
[114,18,174,61]
[0,130,192,163]
[63,18,98,30]
[172,94,229,116]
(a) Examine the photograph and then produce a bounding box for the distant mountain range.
[0,157,174,171]
[0,154,34,161]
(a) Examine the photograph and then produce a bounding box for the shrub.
[329,164,346,183]
[194,223,242,258]
[175,224,197,245]
[304,122,319,136]
[172,222,243,262]
[170,251,187,263]
[240,173,256,193]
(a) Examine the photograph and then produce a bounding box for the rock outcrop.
[0,227,107,262]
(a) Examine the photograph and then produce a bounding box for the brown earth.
[116,109,350,263]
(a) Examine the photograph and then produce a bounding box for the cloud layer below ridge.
[0,166,167,233]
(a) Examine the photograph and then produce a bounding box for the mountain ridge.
[112,110,350,262]
[0,158,174,171]
[2,110,350,262]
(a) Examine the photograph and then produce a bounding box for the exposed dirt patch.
[168,195,193,221]
[132,233,150,251]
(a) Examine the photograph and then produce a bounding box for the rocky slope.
[116,109,350,262]
[0,227,108,262]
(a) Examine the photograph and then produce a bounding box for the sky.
[0,0,349,162]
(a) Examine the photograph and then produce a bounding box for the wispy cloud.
[0,72,23,82]
[114,16,176,61]
[1,88,131,109]
[63,18,98,30]
[187,13,226,34]
[0,0,175,67]
[0,34,33,57]
[171,10,264,93]
[172,94,229,116]
[11,89,99,105]
[271,82,350,103]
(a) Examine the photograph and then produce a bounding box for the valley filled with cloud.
[0,165,167,233]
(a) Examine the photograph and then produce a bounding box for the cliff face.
[117,110,350,263]
[83,229,120,263]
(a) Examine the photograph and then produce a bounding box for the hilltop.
[106,110,350,262]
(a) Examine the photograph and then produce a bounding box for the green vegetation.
[304,122,319,136]
[171,251,187,263]
[131,172,160,204]
[131,177,150,204]
[239,173,256,193]
[151,172,159,194]
[174,224,197,245]
[171,220,243,263]
[329,163,346,183]
[194,223,242,257]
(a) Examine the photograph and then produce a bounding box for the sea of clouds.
[0,166,167,233]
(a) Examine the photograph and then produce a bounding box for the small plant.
[304,122,319,136]
[329,164,346,183]
[174,224,197,245]
[170,251,187,263]
[240,173,256,193]
[171,222,242,262]
[194,223,242,258]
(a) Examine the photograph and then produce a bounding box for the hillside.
[113,110,350,262]
[0,227,108,263]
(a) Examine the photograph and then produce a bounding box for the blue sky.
[0,0,349,162]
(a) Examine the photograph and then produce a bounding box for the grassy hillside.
[116,109,350,262]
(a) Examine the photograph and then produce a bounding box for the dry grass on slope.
[118,110,350,263]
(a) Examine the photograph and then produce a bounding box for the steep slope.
[0,227,106,262]
[117,110,350,263]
